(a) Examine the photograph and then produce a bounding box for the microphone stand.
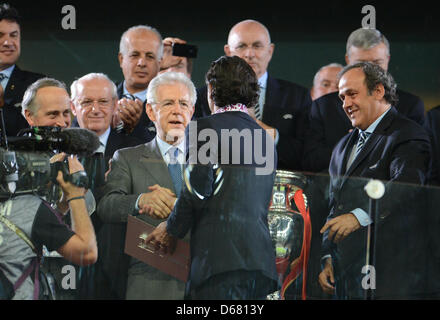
[363,179,385,300]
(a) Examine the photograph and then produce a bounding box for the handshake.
[138,184,177,219]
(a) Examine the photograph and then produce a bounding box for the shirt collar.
[156,136,185,160]
[98,127,111,148]
[258,72,268,89]
[363,106,392,134]
[123,81,148,102]
[0,64,15,79]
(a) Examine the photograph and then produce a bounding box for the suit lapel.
[343,107,397,182]
[345,132,383,178]
[105,129,120,159]
[140,139,174,190]
[262,75,281,122]
[4,66,22,105]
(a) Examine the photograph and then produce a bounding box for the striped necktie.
[356,131,371,155]
[254,103,262,120]
[167,147,182,196]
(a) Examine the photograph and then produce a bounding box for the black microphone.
[58,128,101,156]
[7,127,100,156]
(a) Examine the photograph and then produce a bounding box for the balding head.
[224,19,274,79]
[118,25,163,93]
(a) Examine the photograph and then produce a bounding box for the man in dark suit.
[147,56,278,300]
[0,3,45,137]
[71,73,143,171]
[70,72,143,299]
[195,19,311,171]
[424,105,440,186]
[318,62,430,299]
[97,71,196,299]
[112,25,163,143]
[303,28,426,173]
[422,105,440,297]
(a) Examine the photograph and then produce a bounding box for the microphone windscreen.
[60,128,100,156]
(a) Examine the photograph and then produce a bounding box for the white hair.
[119,25,164,60]
[70,73,117,102]
[147,71,197,106]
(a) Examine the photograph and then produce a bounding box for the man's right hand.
[318,258,335,295]
[138,184,176,219]
[114,98,143,133]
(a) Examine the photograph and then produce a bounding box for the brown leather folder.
[124,215,190,282]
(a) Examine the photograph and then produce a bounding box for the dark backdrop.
[10,0,440,109]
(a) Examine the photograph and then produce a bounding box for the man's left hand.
[145,221,177,254]
[115,98,143,133]
[320,213,361,243]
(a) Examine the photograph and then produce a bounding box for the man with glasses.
[97,71,195,299]
[71,73,142,164]
[195,19,311,171]
[70,73,142,299]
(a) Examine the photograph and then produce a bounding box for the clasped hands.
[112,97,143,133]
[138,184,177,219]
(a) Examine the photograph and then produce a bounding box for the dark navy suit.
[194,75,311,171]
[424,105,440,186]
[115,82,156,143]
[322,107,431,298]
[303,89,426,173]
[167,111,279,299]
[1,65,45,137]
[77,128,142,299]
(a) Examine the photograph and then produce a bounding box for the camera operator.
[19,77,97,299]
[0,154,97,300]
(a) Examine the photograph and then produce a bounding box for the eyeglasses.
[151,99,192,111]
[79,99,113,109]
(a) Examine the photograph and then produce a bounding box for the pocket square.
[283,114,293,120]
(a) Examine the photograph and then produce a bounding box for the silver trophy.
[267,170,308,300]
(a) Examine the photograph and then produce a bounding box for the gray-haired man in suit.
[97,71,196,299]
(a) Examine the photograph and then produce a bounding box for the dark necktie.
[0,73,7,82]
[254,103,262,120]
[356,131,371,156]
[167,147,182,197]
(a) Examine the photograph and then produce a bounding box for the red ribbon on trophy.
[279,189,312,300]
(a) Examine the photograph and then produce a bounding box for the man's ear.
[224,44,231,56]
[374,83,386,100]
[70,101,77,117]
[118,52,124,67]
[24,109,35,126]
[145,103,156,122]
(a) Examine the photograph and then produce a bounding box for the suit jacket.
[422,105,440,296]
[115,82,156,143]
[2,65,45,137]
[194,75,312,171]
[96,139,185,299]
[167,111,279,295]
[423,105,440,185]
[303,89,426,173]
[323,107,431,298]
